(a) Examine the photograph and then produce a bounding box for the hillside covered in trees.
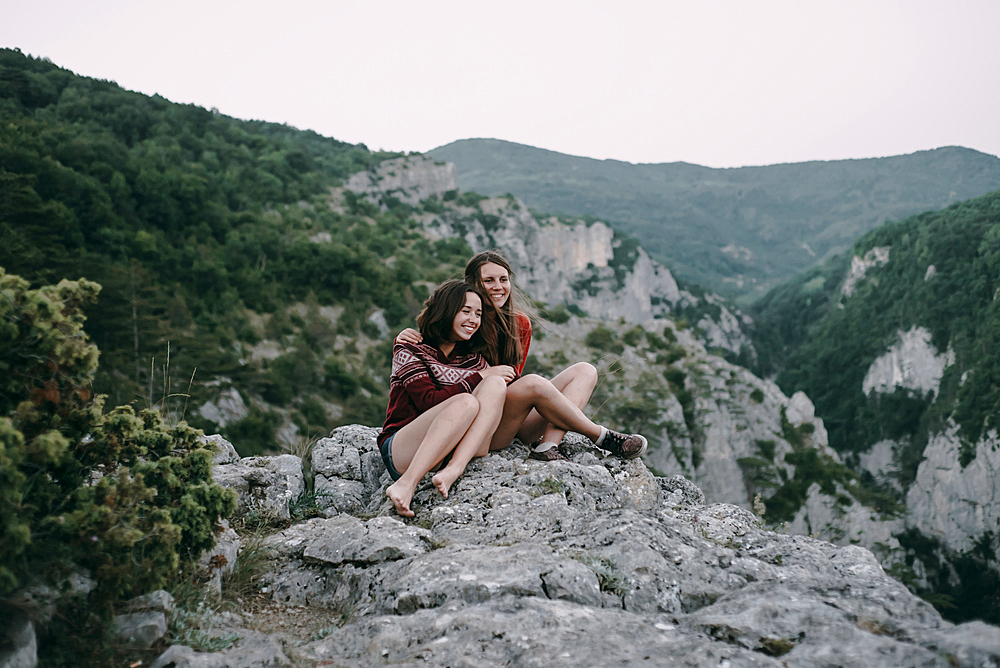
[429,138,1000,302]
[0,48,478,448]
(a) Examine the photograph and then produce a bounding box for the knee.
[481,375,507,392]
[512,374,550,398]
[572,362,599,388]
[454,392,480,416]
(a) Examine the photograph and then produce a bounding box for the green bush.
[324,355,359,399]
[622,326,644,347]
[585,325,623,354]
[0,268,235,614]
[663,367,687,388]
[223,406,282,456]
[541,303,571,324]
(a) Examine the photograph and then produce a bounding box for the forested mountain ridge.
[429,138,1000,302]
[750,188,1000,623]
[0,47,428,437]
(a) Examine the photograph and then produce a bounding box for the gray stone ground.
[152,428,1000,668]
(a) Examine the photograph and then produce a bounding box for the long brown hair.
[464,250,535,367]
[416,279,488,355]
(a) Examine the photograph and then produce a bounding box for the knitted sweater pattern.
[377,342,488,447]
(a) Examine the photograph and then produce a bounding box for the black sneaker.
[601,430,647,459]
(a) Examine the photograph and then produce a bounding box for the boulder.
[311,425,386,516]
[212,454,304,521]
[112,611,167,648]
[123,589,174,615]
[200,434,240,465]
[151,631,290,667]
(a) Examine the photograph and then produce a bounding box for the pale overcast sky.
[3,0,998,168]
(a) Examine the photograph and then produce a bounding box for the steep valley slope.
[751,189,1000,624]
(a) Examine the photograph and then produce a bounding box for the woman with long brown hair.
[398,251,646,461]
[379,279,514,516]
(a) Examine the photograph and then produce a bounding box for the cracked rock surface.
[166,426,999,667]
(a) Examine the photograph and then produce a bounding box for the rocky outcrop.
[842,245,890,298]
[523,315,829,512]
[862,326,954,397]
[905,424,1000,552]
[812,421,1000,559]
[346,155,457,206]
[198,388,249,428]
[425,191,751,357]
[212,451,305,521]
[311,425,385,516]
[341,155,752,356]
[154,428,1000,667]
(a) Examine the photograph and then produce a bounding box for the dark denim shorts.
[380,432,402,481]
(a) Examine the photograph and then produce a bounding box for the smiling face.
[450,291,482,342]
[479,262,511,309]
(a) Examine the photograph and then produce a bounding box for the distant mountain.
[429,139,1000,301]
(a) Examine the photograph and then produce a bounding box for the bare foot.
[386,481,415,517]
[432,467,461,499]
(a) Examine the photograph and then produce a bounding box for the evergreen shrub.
[0,268,235,614]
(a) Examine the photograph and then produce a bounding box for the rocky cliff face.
[143,430,1000,667]
[345,155,458,205]
[346,156,753,359]
[194,157,995,627]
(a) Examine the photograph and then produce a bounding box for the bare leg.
[385,393,480,516]
[519,363,598,446]
[489,374,602,451]
[432,376,507,498]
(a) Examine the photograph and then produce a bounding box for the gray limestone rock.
[345,155,457,206]
[0,608,36,668]
[212,454,304,521]
[200,433,240,465]
[123,589,175,614]
[299,515,433,566]
[150,631,291,667]
[112,610,167,648]
[196,519,240,595]
[312,425,386,515]
[195,424,1000,667]
[6,570,95,625]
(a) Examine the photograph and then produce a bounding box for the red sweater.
[515,312,532,374]
[377,342,489,448]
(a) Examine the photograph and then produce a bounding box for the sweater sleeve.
[393,344,483,413]
[516,313,532,375]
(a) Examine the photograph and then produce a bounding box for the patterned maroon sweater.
[377,342,489,448]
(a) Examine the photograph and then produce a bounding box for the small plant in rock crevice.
[531,477,567,498]
[221,529,272,603]
[571,551,630,598]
